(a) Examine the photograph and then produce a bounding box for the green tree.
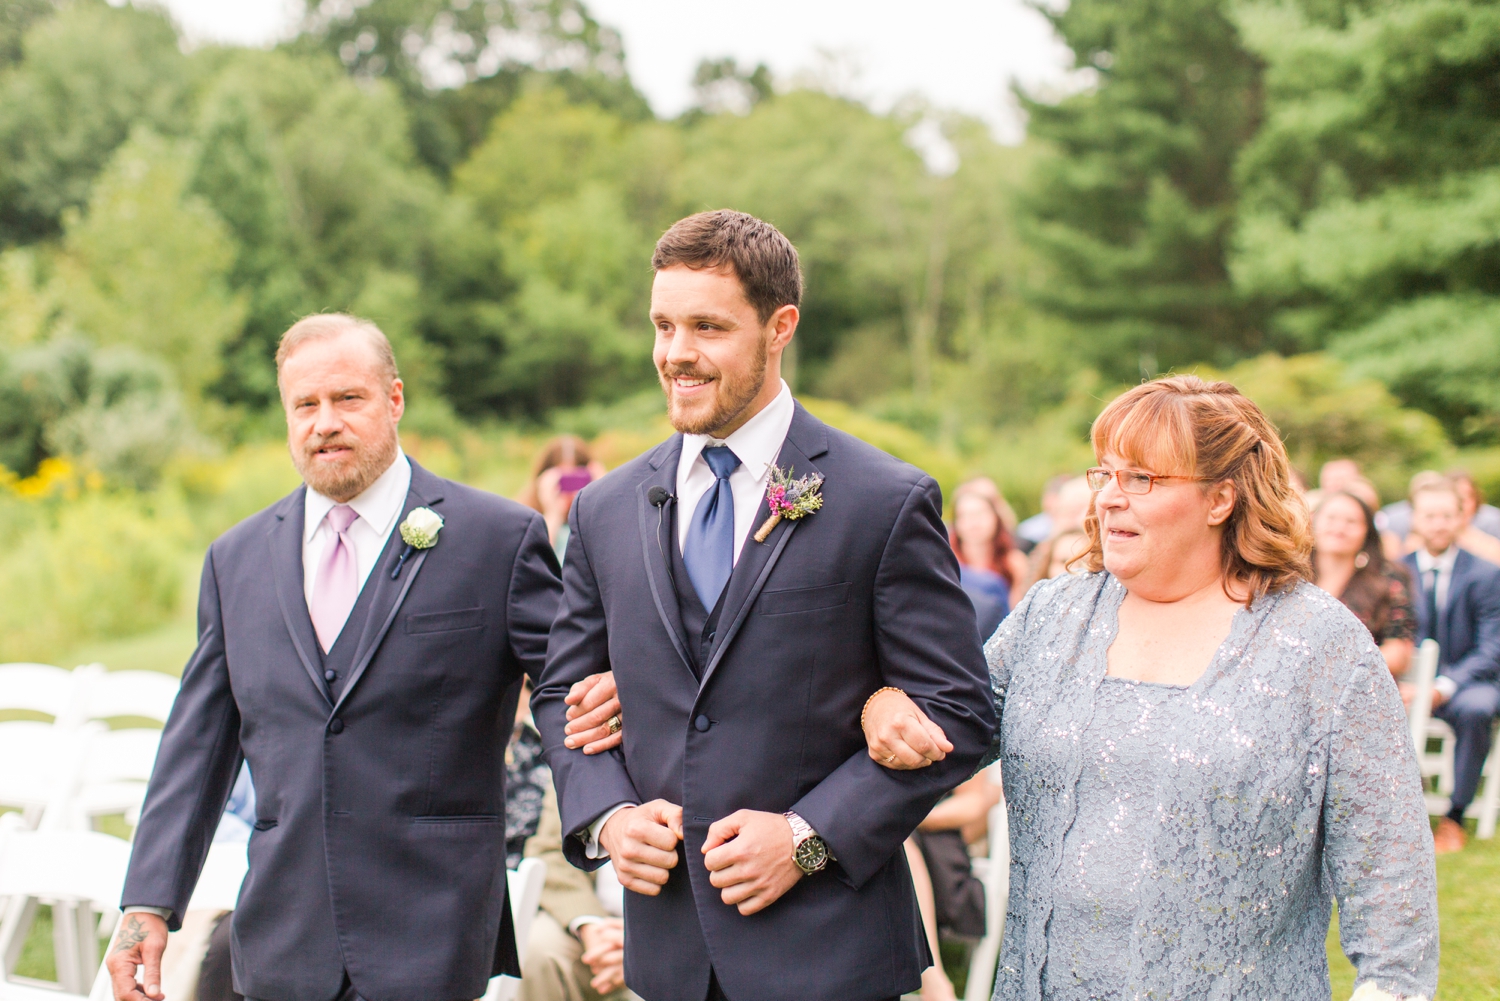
[293,0,647,174]
[1018,0,1266,379]
[1231,0,1500,444]
[0,0,188,243]
[55,128,246,403]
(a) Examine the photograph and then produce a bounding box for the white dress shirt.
[1415,545,1461,699]
[584,383,797,859]
[123,452,411,925]
[302,450,411,646]
[675,380,796,560]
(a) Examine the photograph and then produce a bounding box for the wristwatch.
[783,811,830,874]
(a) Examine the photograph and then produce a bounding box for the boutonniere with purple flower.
[754,464,824,543]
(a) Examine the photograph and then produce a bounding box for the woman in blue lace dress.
[864,376,1438,1001]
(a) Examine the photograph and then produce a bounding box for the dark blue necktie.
[683,446,742,611]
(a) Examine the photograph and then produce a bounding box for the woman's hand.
[564,671,622,753]
[864,688,953,770]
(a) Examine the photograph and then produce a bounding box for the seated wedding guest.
[1402,475,1500,854]
[507,682,550,869]
[518,436,607,558]
[1051,475,1094,535]
[864,375,1438,1001]
[904,771,1002,1001]
[521,786,636,1001]
[1449,470,1500,565]
[951,478,1026,631]
[1312,491,1416,676]
[1016,475,1071,551]
[1319,457,1362,495]
[1020,528,1089,598]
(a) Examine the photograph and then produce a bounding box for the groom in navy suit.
[109,314,562,1001]
[532,211,996,1001]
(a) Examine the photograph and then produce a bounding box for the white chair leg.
[1474,725,1500,839]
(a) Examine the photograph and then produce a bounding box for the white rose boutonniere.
[391,506,443,579]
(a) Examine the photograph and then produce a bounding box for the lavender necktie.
[311,504,360,652]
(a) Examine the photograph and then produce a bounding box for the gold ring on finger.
[606,714,622,735]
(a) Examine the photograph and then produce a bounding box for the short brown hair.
[1410,471,1461,506]
[1080,375,1313,606]
[652,210,802,323]
[276,313,399,393]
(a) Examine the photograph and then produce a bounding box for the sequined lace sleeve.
[1321,627,1439,998]
[979,582,1042,769]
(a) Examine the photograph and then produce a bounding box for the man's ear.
[767,304,799,355]
[389,378,405,422]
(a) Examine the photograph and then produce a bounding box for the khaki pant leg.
[518,912,592,1001]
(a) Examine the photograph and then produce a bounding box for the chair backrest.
[80,728,162,785]
[0,826,131,904]
[80,670,180,725]
[187,841,248,913]
[1407,639,1441,754]
[507,859,546,969]
[0,721,98,814]
[0,663,81,719]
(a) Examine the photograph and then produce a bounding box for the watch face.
[794,836,829,873]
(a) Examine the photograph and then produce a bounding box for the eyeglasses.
[1085,467,1207,495]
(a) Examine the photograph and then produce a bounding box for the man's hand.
[577,919,626,995]
[106,912,168,1001]
[598,800,682,895]
[864,688,952,770]
[564,672,622,753]
[1398,681,1449,709]
[702,810,803,916]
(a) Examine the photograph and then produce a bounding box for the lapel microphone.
[649,486,677,589]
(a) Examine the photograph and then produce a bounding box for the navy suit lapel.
[637,437,696,679]
[331,462,443,716]
[698,404,830,694]
[268,486,333,706]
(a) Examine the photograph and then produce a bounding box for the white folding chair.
[964,765,1009,1001]
[0,821,131,999]
[71,729,162,828]
[482,859,547,1001]
[0,721,103,828]
[1410,636,1500,839]
[186,842,249,914]
[0,664,96,726]
[79,671,179,726]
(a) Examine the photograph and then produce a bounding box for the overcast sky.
[154,0,1075,141]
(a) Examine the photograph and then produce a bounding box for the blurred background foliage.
[1,0,1499,665]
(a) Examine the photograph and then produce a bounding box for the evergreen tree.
[1232,0,1500,444]
[1018,0,1266,379]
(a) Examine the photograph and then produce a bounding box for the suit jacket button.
[328,718,344,734]
[324,670,337,682]
[694,715,711,732]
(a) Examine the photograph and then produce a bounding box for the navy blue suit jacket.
[121,461,562,1001]
[532,404,996,1001]
[1404,548,1500,691]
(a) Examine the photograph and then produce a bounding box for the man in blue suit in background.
[1403,474,1500,854]
[109,314,562,1001]
[532,211,996,1001]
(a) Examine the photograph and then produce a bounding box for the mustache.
[302,432,359,455]
[659,363,718,381]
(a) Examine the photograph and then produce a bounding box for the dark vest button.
[694,715,711,732]
[328,718,344,734]
[324,670,337,682]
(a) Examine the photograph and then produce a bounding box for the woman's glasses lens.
[1085,468,1155,494]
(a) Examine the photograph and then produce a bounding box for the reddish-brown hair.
[1081,375,1313,606]
[949,484,1019,588]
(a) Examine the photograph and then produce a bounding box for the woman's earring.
[1354,552,1369,569]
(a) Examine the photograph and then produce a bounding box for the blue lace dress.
[984,572,1439,1001]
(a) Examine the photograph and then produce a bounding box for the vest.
[668,505,728,678]
[316,562,382,702]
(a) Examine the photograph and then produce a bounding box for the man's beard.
[659,338,768,436]
[291,424,398,502]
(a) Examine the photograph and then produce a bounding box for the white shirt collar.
[679,380,794,481]
[1415,545,1459,575]
[304,449,411,541]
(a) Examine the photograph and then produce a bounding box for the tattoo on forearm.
[112,916,148,954]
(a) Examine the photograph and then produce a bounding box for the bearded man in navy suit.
[109,314,562,1001]
[531,211,996,1001]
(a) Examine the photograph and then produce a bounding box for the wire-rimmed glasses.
[1085,467,1207,495]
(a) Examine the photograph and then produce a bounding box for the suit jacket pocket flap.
[405,607,485,634]
[758,582,851,616]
